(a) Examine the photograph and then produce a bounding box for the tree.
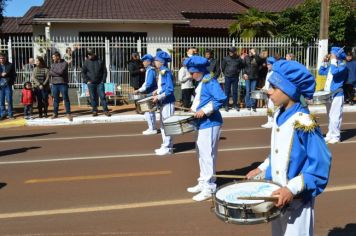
[229,8,277,38]
[0,0,8,27]
[276,0,356,46]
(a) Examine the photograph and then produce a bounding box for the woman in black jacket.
[128,52,145,90]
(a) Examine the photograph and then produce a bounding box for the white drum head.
[138,96,153,102]
[314,91,330,96]
[216,181,280,204]
[164,115,192,123]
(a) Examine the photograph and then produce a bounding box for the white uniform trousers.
[159,102,175,149]
[326,95,344,141]
[144,111,156,131]
[272,199,314,236]
[196,125,221,192]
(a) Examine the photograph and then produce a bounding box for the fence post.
[306,44,311,70]
[7,38,12,63]
[105,38,110,83]
[137,37,142,55]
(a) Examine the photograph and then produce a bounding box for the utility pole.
[317,0,330,69]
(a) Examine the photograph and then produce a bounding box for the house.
[1,0,304,53]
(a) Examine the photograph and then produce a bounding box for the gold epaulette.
[293,112,319,132]
[202,73,214,83]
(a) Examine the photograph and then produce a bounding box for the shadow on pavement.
[216,162,262,187]
[0,132,56,141]
[328,224,356,236]
[0,146,41,157]
[341,129,356,142]
[173,142,196,153]
[0,183,7,190]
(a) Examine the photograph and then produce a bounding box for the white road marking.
[0,183,355,219]
[1,139,356,165]
[2,122,356,143]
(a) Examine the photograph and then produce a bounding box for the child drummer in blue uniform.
[318,47,348,144]
[134,54,158,135]
[247,60,332,235]
[184,56,227,201]
[152,51,175,156]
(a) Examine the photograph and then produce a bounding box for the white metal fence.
[0,36,319,97]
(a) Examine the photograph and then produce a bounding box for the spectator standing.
[286,53,295,61]
[32,56,50,118]
[0,53,16,120]
[221,47,244,111]
[204,49,220,78]
[344,52,356,105]
[243,48,263,112]
[128,52,145,90]
[81,50,111,117]
[178,56,194,108]
[23,58,35,81]
[21,81,35,119]
[49,52,72,121]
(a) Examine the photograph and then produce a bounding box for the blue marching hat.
[141,54,154,62]
[154,51,172,63]
[330,47,346,60]
[267,56,276,65]
[183,55,210,73]
[269,60,315,100]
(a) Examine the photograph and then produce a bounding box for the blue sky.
[4,0,44,17]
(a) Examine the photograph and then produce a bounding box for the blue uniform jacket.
[264,103,332,201]
[318,60,348,97]
[157,66,175,104]
[195,73,227,129]
[139,66,157,95]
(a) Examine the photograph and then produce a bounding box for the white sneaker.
[327,139,340,144]
[155,148,173,156]
[324,136,331,143]
[192,191,212,202]
[187,184,204,193]
[142,129,158,135]
[261,122,273,128]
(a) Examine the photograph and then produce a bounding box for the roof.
[238,0,305,12]
[179,19,236,29]
[29,0,247,24]
[0,17,32,34]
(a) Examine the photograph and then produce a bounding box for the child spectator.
[21,81,35,119]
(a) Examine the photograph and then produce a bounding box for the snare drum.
[163,115,196,136]
[136,96,157,114]
[128,93,146,101]
[308,91,332,105]
[213,180,281,224]
[251,90,267,100]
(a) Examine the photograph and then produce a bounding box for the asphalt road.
[0,114,356,236]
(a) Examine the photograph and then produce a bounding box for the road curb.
[20,104,356,127]
[0,118,27,129]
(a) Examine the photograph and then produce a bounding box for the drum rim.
[213,179,282,207]
[163,115,195,125]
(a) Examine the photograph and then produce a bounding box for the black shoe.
[44,113,48,118]
[234,105,240,111]
[104,111,111,117]
[51,114,58,119]
[253,108,257,112]
[350,101,354,106]
[39,113,43,118]
[225,106,229,112]
[247,107,251,111]
[92,111,98,117]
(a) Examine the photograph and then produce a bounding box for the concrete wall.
[33,23,174,55]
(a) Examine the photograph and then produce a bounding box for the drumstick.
[175,106,191,111]
[213,174,247,179]
[237,196,279,201]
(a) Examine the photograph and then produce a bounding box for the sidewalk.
[1,103,356,128]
